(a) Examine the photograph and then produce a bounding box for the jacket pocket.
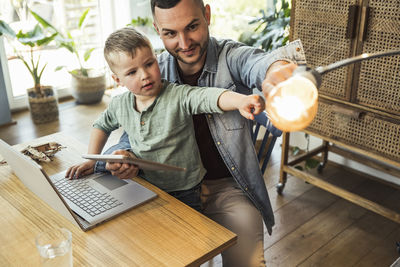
[216,110,246,131]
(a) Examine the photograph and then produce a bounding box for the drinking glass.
[35,228,73,267]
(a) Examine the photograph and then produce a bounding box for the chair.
[250,111,283,174]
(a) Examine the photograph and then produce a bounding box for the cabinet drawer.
[307,101,400,162]
[291,0,354,100]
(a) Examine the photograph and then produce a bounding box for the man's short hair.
[104,27,152,69]
[151,0,205,15]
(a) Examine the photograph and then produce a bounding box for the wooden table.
[0,133,236,266]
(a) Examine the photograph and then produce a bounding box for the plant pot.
[70,70,106,104]
[27,86,59,124]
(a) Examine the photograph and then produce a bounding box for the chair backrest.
[250,111,282,174]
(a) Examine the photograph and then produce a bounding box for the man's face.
[111,47,162,99]
[153,0,211,72]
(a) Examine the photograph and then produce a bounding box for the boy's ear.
[111,73,122,86]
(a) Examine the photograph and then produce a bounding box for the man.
[96,0,306,266]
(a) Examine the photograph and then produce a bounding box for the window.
[1,0,267,110]
[1,0,105,109]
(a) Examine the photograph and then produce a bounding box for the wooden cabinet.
[279,0,400,223]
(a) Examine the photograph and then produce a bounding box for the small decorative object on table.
[21,142,65,162]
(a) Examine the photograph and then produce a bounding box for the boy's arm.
[217,91,265,120]
[87,128,109,154]
[65,128,109,179]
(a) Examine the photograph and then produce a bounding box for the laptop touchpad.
[93,175,128,191]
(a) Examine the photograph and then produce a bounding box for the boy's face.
[111,47,162,98]
[153,0,210,72]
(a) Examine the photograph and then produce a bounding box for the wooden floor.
[1,95,400,267]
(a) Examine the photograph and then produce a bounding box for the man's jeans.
[168,182,202,212]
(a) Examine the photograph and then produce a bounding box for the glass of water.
[35,228,73,267]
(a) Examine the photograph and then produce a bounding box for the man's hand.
[262,61,297,99]
[65,160,95,179]
[238,94,265,120]
[106,150,139,179]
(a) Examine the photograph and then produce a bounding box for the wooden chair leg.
[317,140,329,173]
[277,132,290,194]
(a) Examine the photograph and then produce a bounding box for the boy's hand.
[106,150,139,179]
[238,94,265,120]
[65,160,95,179]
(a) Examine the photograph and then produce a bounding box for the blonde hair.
[104,27,153,69]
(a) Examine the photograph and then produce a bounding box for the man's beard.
[170,35,209,66]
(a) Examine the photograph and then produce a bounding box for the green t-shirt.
[93,80,226,192]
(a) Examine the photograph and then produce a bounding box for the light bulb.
[264,49,400,132]
[266,75,318,132]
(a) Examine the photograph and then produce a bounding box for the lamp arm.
[315,49,400,75]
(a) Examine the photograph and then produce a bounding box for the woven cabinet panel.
[355,0,400,115]
[291,0,355,99]
[307,100,400,162]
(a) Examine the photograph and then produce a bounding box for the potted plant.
[54,8,105,104]
[127,16,154,35]
[0,11,59,124]
[238,0,291,51]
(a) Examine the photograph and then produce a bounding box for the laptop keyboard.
[54,178,122,217]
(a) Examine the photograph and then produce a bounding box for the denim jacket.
[96,37,306,234]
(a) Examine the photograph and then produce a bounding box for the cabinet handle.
[346,5,359,39]
[361,6,371,41]
[331,105,364,119]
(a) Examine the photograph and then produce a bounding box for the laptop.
[0,138,157,231]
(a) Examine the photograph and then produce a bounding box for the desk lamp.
[266,49,400,132]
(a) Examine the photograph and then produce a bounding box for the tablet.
[82,154,186,172]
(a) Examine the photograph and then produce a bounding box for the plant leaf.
[294,165,304,171]
[37,32,57,46]
[30,10,58,32]
[292,146,300,156]
[243,0,291,52]
[83,48,94,61]
[19,56,34,76]
[305,158,320,169]
[79,8,90,29]
[60,42,74,53]
[282,35,289,46]
[16,24,44,46]
[54,34,74,52]
[38,62,48,81]
[0,20,16,37]
[55,66,65,71]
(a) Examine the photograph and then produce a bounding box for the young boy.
[66,27,264,194]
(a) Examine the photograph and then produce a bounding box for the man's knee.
[207,193,265,266]
[222,237,265,267]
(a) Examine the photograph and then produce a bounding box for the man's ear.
[153,22,160,35]
[204,4,211,26]
[111,73,122,86]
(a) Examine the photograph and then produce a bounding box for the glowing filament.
[266,75,318,132]
[271,95,305,121]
